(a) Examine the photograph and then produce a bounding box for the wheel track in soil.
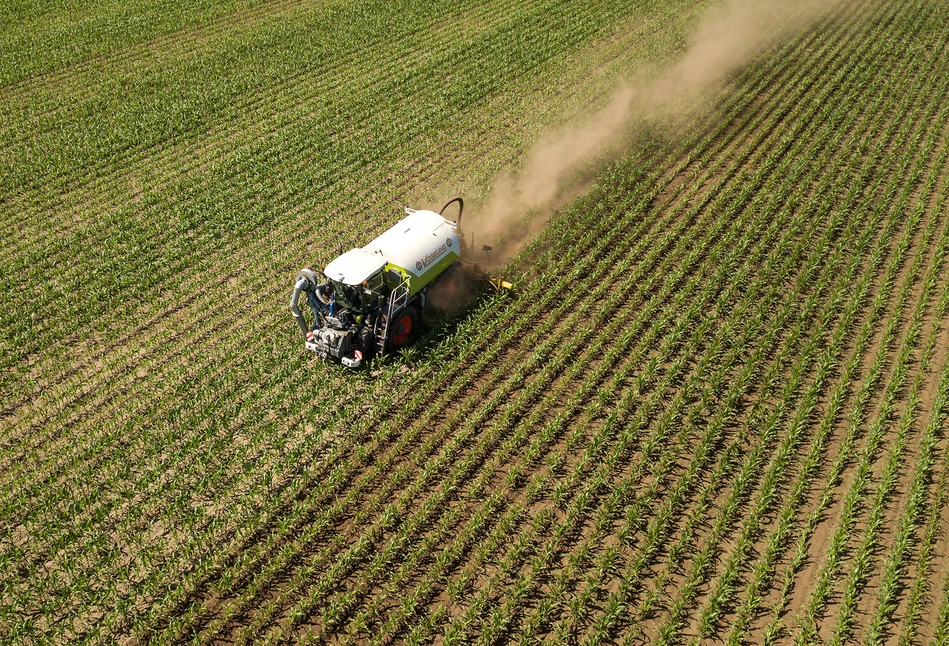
[726,92,949,646]
[672,90,948,646]
[803,175,949,645]
[905,350,949,644]
[752,114,948,646]
[896,137,949,646]
[861,220,949,645]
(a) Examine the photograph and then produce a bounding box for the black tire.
[386,306,418,352]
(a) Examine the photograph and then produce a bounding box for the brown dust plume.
[465,0,843,264]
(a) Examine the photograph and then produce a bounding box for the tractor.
[290,197,511,368]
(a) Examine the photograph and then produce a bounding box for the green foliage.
[3,0,949,643]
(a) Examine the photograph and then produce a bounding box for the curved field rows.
[2,0,949,644]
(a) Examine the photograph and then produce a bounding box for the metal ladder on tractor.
[376,277,410,356]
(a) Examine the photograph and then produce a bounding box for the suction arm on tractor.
[290,268,322,337]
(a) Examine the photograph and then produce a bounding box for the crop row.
[130,16,856,644]
[176,0,920,640]
[5,0,949,641]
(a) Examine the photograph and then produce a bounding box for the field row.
[4,0,949,642]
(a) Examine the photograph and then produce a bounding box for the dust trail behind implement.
[466,0,843,263]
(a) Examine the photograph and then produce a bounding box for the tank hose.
[439,196,464,233]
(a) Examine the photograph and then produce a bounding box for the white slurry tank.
[326,208,461,297]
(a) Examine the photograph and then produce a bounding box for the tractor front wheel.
[387,306,418,351]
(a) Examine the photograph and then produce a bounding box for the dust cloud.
[465,0,842,263]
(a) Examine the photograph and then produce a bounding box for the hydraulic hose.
[439,196,464,233]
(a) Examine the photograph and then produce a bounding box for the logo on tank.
[418,240,451,270]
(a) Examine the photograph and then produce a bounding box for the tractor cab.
[323,248,389,314]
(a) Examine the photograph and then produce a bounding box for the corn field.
[3,0,949,643]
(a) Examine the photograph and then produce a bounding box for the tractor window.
[365,271,385,292]
[329,280,358,310]
[328,272,388,313]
